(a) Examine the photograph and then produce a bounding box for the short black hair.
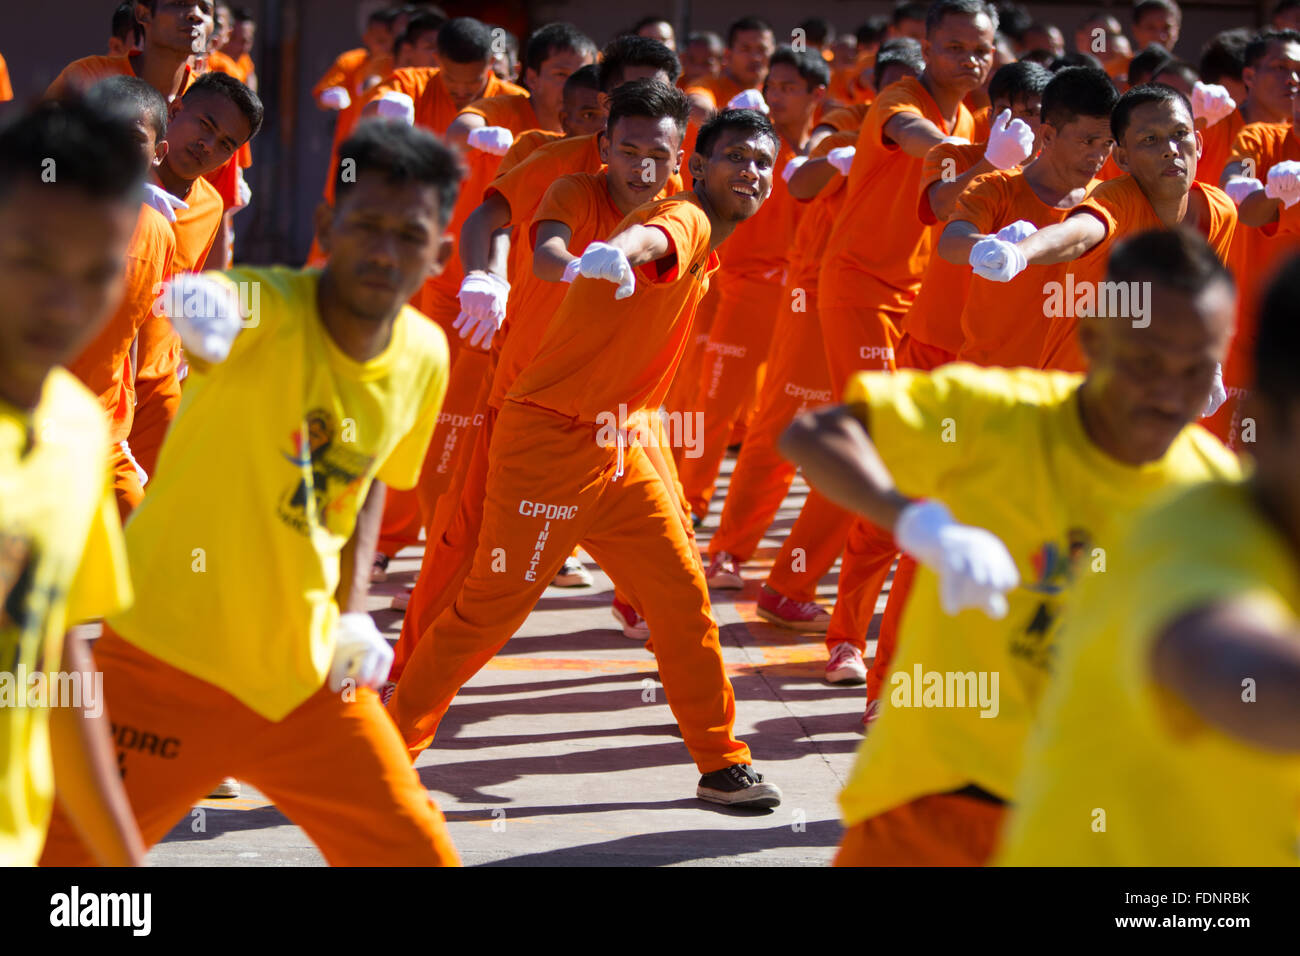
[1133,0,1182,25]
[368,8,403,28]
[995,2,1033,43]
[564,64,601,96]
[1111,82,1190,141]
[926,0,999,36]
[229,6,253,25]
[436,17,491,64]
[893,2,929,26]
[874,38,925,88]
[694,107,778,159]
[0,97,146,206]
[606,78,690,139]
[1050,51,1105,72]
[1020,49,1057,67]
[87,75,168,142]
[1041,66,1119,129]
[598,34,682,91]
[1127,43,1173,86]
[988,59,1052,104]
[768,46,832,90]
[857,16,891,46]
[798,17,835,46]
[182,71,264,144]
[1255,250,1300,405]
[1152,59,1199,88]
[1245,29,1300,70]
[335,119,461,228]
[403,11,444,47]
[112,1,140,43]
[524,22,596,77]
[1199,28,1252,85]
[726,16,773,48]
[632,15,673,34]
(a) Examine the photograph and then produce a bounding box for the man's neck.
[919,71,965,129]
[1076,381,1154,467]
[775,113,815,154]
[155,164,195,201]
[1023,152,1093,206]
[133,44,191,102]
[1132,173,1192,229]
[696,187,737,251]
[316,269,398,363]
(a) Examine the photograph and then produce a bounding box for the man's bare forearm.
[336,481,385,612]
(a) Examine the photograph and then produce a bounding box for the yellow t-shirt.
[997,479,1300,865]
[1,370,132,866]
[108,266,449,721]
[837,364,1240,827]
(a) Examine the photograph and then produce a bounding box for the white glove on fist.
[984,108,1035,170]
[1191,82,1236,128]
[827,146,856,176]
[1265,160,1300,208]
[142,182,189,223]
[467,126,514,155]
[561,258,581,283]
[374,91,415,125]
[1203,362,1228,418]
[577,241,636,299]
[319,85,351,110]
[781,156,808,183]
[994,219,1038,243]
[969,236,1028,282]
[328,612,393,693]
[895,500,1020,619]
[727,89,769,113]
[1223,175,1264,206]
[159,274,243,364]
[454,271,510,349]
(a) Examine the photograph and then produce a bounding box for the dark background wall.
[1,0,1271,264]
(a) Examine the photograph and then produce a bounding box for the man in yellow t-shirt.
[39,120,462,867]
[998,258,1300,866]
[781,229,1241,866]
[0,100,148,866]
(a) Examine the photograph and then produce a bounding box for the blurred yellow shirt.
[1,370,131,865]
[837,364,1239,827]
[998,479,1300,865]
[108,267,448,721]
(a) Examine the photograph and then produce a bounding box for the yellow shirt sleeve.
[65,484,133,626]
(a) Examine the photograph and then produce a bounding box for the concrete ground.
[149,457,887,866]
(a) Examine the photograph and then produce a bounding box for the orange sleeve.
[529,174,599,247]
[870,81,928,152]
[951,171,1012,233]
[488,148,559,222]
[636,201,710,285]
[367,67,427,102]
[314,49,366,99]
[0,54,11,102]
[918,141,985,222]
[1200,184,1238,259]
[497,129,563,176]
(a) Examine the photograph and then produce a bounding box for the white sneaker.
[610,598,650,640]
[705,551,744,590]
[208,777,241,798]
[552,556,593,587]
[825,642,867,685]
[380,680,397,706]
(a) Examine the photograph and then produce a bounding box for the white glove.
[467,125,514,155]
[969,236,1027,282]
[328,612,393,693]
[1223,175,1264,206]
[939,135,970,146]
[1191,82,1236,128]
[577,241,635,299]
[727,88,769,113]
[158,274,243,364]
[319,85,351,110]
[895,500,1020,619]
[561,258,581,283]
[995,219,1037,243]
[983,108,1035,170]
[1203,362,1227,417]
[453,271,509,349]
[143,182,188,223]
[781,156,808,183]
[235,169,252,208]
[827,146,856,176]
[374,91,415,125]
[1265,160,1300,208]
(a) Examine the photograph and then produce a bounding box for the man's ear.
[313,201,334,254]
[674,146,684,176]
[167,96,184,122]
[153,139,169,169]
[427,233,454,277]
[1113,142,1130,173]
[688,149,706,183]
[597,129,608,164]
[133,1,152,34]
[1194,127,1204,161]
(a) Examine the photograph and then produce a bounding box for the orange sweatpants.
[127,314,183,480]
[709,292,838,568]
[832,792,1006,866]
[818,275,909,389]
[387,400,750,773]
[679,274,787,520]
[40,631,460,867]
[111,441,145,523]
[764,490,851,603]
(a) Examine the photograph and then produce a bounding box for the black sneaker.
[691,512,704,530]
[697,763,782,809]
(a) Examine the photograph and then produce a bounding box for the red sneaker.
[705,551,745,590]
[611,597,650,640]
[756,585,830,633]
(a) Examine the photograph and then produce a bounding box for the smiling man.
[388,109,786,810]
[39,120,463,866]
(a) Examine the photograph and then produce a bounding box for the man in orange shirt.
[109,2,143,57]
[813,0,995,699]
[680,31,723,88]
[223,5,257,91]
[388,80,695,677]
[688,17,775,111]
[680,48,827,527]
[388,111,786,809]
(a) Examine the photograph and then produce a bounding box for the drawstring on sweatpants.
[614,428,626,480]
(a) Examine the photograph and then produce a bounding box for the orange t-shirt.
[819,103,872,133]
[827,54,875,108]
[788,130,859,297]
[369,68,526,135]
[686,72,749,112]
[205,49,247,82]
[319,50,396,203]
[460,89,541,135]
[1196,109,1248,186]
[820,75,976,306]
[314,48,367,99]
[953,167,1099,367]
[903,140,988,353]
[489,171,629,408]
[1223,121,1300,383]
[0,52,12,101]
[716,136,803,283]
[1094,153,1125,182]
[236,53,255,78]
[498,129,566,175]
[168,175,225,273]
[1037,176,1237,372]
[46,52,193,100]
[969,104,992,144]
[506,191,719,422]
[66,205,176,443]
